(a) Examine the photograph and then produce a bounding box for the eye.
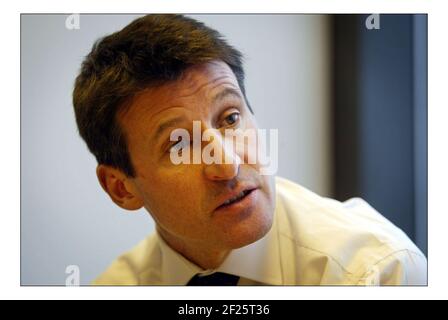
[222,112,240,127]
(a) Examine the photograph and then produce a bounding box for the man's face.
[119,60,275,251]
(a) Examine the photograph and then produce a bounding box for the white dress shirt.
[93,176,427,285]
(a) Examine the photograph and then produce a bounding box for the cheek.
[138,168,206,225]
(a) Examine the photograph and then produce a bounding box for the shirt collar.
[156,208,283,285]
[157,232,202,285]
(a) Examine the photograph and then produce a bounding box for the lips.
[215,187,258,211]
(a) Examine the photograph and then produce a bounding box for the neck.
[157,226,230,270]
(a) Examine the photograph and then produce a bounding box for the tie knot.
[187,272,240,286]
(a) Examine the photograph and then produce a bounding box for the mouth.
[215,187,258,211]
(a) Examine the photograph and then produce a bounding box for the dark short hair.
[73,14,251,177]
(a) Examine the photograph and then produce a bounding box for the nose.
[203,132,241,181]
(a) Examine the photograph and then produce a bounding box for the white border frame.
[3,0,446,300]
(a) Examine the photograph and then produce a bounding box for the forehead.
[170,60,239,101]
[122,60,240,120]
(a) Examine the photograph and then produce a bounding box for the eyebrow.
[153,116,186,143]
[211,87,243,104]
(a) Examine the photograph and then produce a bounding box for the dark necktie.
[187,272,240,286]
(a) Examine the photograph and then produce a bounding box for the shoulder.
[92,233,162,285]
[274,176,427,285]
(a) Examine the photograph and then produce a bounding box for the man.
[73,14,427,285]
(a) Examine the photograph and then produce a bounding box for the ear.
[96,164,144,211]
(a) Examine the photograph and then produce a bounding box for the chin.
[222,208,274,249]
